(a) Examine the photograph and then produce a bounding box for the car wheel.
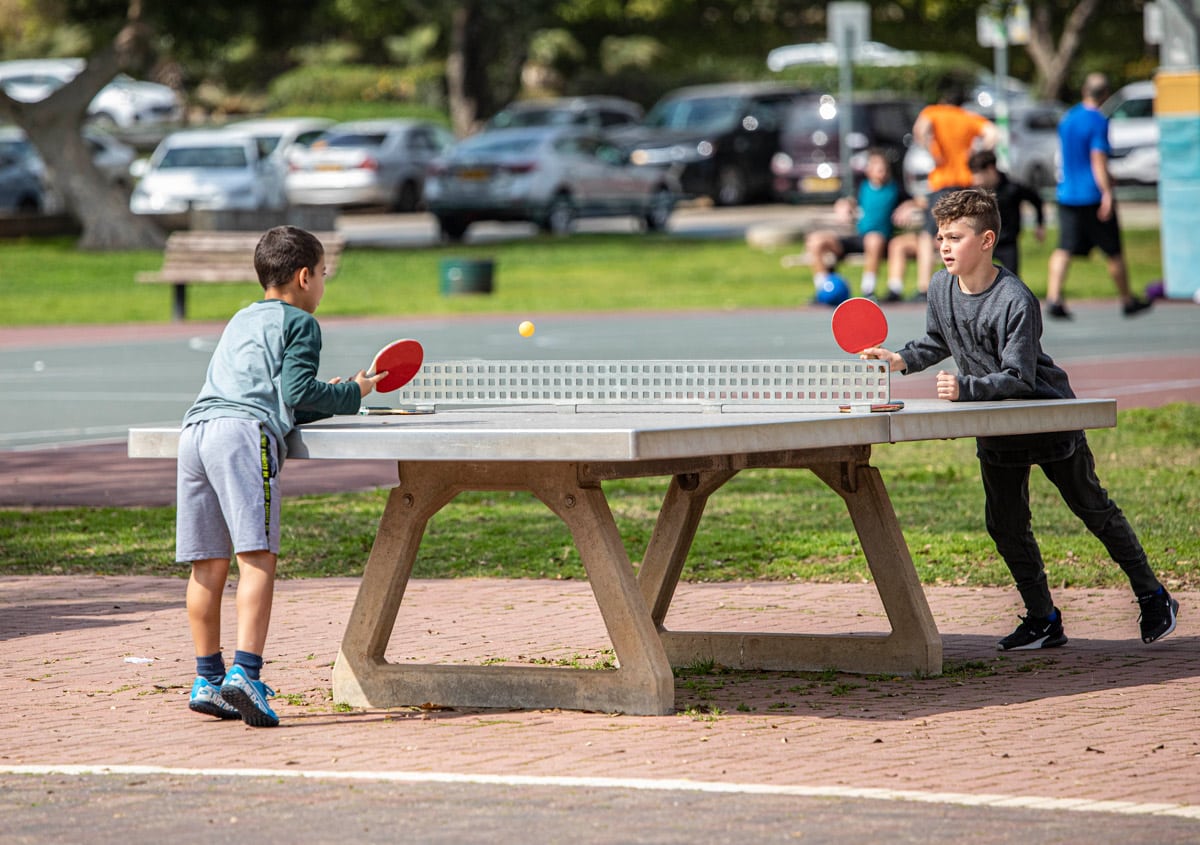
[643,187,674,232]
[715,165,747,206]
[16,194,41,215]
[540,193,576,235]
[392,180,420,213]
[438,215,469,242]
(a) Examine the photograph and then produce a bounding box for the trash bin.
[439,258,495,295]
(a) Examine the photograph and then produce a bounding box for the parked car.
[611,82,808,205]
[771,93,923,203]
[0,58,183,129]
[222,117,334,164]
[0,124,136,215]
[486,96,643,131]
[0,144,44,213]
[1104,80,1157,185]
[902,101,1064,197]
[424,125,678,241]
[284,119,454,211]
[130,129,285,215]
[1,124,135,187]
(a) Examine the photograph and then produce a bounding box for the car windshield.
[455,135,541,156]
[0,139,34,159]
[158,146,249,169]
[253,135,283,156]
[322,132,389,148]
[644,96,741,131]
[786,100,843,132]
[491,109,580,128]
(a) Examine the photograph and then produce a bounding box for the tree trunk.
[446,1,493,137]
[1026,0,1101,101]
[0,23,166,250]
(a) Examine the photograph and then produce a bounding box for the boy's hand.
[936,370,960,401]
[858,347,905,372]
[353,369,388,397]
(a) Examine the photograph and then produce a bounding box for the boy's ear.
[293,265,310,288]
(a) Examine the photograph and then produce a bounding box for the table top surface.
[128,398,1116,463]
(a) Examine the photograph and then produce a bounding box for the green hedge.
[268,61,447,111]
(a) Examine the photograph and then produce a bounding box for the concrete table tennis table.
[129,368,1116,716]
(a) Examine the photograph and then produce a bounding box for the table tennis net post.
[396,359,889,411]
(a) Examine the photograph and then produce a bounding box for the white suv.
[1103,80,1157,185]
[0,58,183,130]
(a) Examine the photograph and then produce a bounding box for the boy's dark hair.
[254,226,324,290]
[935,74,967,106]
[968,149,998,173]
[932,188,1001,239]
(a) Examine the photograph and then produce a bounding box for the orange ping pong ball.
[518,320,535,337]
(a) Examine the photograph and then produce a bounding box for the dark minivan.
[771,93,923,203]
[612,82,808,206]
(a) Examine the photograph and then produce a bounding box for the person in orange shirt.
[910,76,997,299]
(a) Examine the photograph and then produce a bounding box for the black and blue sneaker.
[188,676,241,720]
[1138,588,1179,644]
[219,665,279,727]
[997,609,1068,651]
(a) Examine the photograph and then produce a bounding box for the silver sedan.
[424,126,679,242]
[285,119,454,212]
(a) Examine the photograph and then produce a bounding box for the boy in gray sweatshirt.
[860,189,1177,651]
[177,226,386,726]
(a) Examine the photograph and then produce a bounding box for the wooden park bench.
[137,230,345,321]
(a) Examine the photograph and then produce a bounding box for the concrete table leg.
[333,461,674,715]
[638,453,942,677]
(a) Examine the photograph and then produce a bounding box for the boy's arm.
[281,313,361,423]
[1017,181,1046,228]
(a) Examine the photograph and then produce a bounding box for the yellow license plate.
[457,168,489,181]
[801,176,841,193]
[315,163,344,172]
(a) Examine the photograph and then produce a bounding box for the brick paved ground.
[3,576,1197,813]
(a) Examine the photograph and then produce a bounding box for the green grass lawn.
[0,226,1189,592]
[2,405,1196,590]
[0,226,1164,326]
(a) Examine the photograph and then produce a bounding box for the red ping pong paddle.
[831,297,888,354]
[370,339,424,393]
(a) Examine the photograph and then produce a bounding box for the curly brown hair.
[932,188,1001,239]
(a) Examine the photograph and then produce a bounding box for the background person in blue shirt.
[804,150,915,301]
[1045,72,1151,320]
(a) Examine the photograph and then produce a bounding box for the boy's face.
[295,255,327,314]
[936,217,994,276]
[864,155,890,185]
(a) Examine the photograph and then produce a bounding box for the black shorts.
[836,233,887,255]
[1057,203,1122,257]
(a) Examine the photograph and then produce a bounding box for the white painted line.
[3,764,1199,820]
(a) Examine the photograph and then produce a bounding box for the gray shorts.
[176,418,281,562]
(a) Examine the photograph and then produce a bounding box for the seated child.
[805,149,910,301]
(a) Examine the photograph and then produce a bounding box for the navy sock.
[196,652,226,686]
[233,650,263,681]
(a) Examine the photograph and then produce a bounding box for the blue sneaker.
[219,665,279,727]
[189,676,241,720]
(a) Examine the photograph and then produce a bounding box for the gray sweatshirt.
[897,266,1083,465]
